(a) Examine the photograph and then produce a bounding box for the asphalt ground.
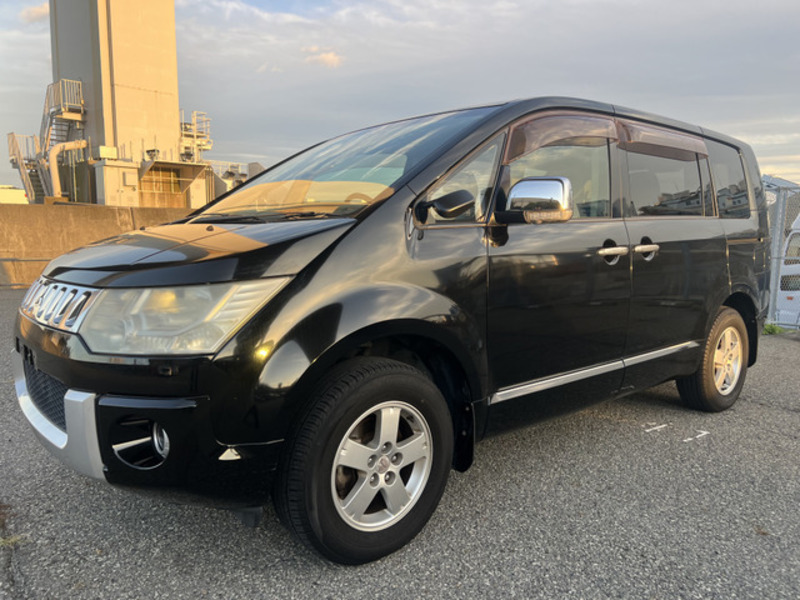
[1,286,799,599]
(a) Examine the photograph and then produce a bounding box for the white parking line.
[644,424,669,433]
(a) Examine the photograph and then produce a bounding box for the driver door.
[487,113,630,403]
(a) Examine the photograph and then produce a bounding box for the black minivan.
[14,97,770,563]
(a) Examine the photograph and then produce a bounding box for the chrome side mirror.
[506,177,573,224]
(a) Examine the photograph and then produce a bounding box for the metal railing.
[5,79,87,203]
[179,110,213,161]
[8,133,39,165]
[205,159,248,180]
[39,79,84,152]
[7,133,36,200]
[46,79,84,114]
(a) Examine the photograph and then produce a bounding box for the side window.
[780,275,800,291]
[707,140,751,219]
[509,141,611,218]
[424,135,504,224]
[786,234,800,266]
[625,151,707,217]
[781,234,800,291]
[505,116,616,219]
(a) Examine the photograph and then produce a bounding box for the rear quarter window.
[707,140,751,219]
[625,151,708,217]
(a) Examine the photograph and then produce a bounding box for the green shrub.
[763,323,786,335]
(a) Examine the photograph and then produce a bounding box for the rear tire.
[676,307,749,412]
[274,357,453,564]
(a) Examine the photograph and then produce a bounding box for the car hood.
[43,218,356,287]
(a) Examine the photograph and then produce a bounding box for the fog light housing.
[152,422,170,460]
[111,417,170,470]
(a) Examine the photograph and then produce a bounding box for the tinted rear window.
[625,151,706,217]
[707,140,750,219]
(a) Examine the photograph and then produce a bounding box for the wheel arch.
[275,321,485,473]
[722,291,758,366]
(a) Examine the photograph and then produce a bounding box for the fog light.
[110,417,171,470]
[152,422,170,459]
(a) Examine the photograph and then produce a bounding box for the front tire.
[676,307,749,412]
[274,358,453,564]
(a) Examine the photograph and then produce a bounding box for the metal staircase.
[44,119,73,152]
[180,111,213,162]
[8,134,39,201]
[28,169,46,201]
[7,79,85,202]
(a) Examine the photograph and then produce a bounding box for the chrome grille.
[20,278,100,333]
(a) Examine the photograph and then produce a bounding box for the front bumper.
[14,350,105,480]
[13,314,284,507]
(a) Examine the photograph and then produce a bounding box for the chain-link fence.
[766,179,800,329]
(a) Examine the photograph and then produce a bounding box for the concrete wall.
[188,170,211,208]
[47,0,196,208]
[93,159,141,206]
[0,204,190,287]
[105,0,181,162]
[50,0,106,144]
[0,187,28,204]
[50,0,180,162]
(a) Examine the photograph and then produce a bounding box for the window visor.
[617,119,708,161]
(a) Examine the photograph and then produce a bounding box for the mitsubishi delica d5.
[13,97,770,564]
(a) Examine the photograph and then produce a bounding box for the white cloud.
[304,50,343,68]
[256,62,283,74]
[19,2,49,24]
[2,0,799,184]
[166,0,800,180]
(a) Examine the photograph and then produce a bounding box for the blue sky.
[2,0,799,186]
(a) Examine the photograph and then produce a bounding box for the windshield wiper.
[279,211,331,220]
[191,210,338,224]
[190,213,271,224]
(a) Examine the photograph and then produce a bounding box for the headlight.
[78,278,289,355]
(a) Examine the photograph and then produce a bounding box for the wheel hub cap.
[331,401,432,532]
[377,456,391,474]
[713,326,742,395]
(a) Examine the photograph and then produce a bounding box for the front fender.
[210,281,486,445]
[262,282,484,431]
[263,284,481,383]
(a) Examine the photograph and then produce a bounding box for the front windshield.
[194,107,497,221]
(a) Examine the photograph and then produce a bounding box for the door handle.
[633,244,660,254]
[597,246,629,257]
[597,245,629,266]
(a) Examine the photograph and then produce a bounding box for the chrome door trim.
[491,360,624,404]
[489,341,699,404]
[621,341,698,366]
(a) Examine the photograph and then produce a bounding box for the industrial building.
[7,0,249,207]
